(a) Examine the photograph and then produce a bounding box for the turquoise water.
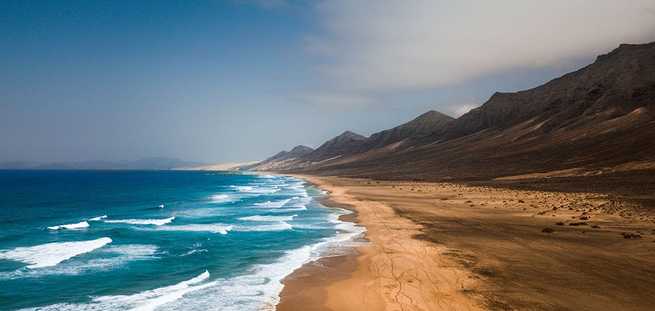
[0,170,363,310]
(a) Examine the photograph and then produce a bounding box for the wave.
[0,237,112,269]
[234,221,293,232]
[157,224,233,235]
[27,271,215,311]
[104,217,175,226]
[231,185,279,194]
[1,244,158,279]
[209,194,233,203]
[156,221,293,234]
[253,199,290,209]
[47,221,90,230]
[89,215,107,221]
[270,207,307,213]
[238,215,297,222]
[180,249,208,257]
[156,226,360,311]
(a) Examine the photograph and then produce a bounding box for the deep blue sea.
[0,170,363,311]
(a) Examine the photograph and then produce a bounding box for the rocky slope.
[256,42,655,181]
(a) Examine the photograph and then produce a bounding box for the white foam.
[47,221,90,230]
[104,217,175,226]
[0,237,112,269]
[209,194,233,203]
[0,244,158,279]
[238,215,297,222]
[180,249,208,257]
[89,215,107,221]
[270,206,307,213]
[159,212,365,311]
[28,271,215,311]
[234,222,293,232]
[155,221,293,234]
[18,205,366,311]
[157,224,233,235]
[253,199,290,209]
[94,271,213,311]
[232,185,279,194]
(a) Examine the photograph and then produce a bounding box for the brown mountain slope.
[255,111,455,170]
[251,145,314,170]
[363,110,454,150]
[302,131,367,162]
[278,42,655,181]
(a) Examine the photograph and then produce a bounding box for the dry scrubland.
[279,176,655,311]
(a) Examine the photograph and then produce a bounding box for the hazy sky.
[2,0,655,163]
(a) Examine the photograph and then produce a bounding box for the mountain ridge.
[255,42,655,181]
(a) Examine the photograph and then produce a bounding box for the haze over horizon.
[3,0,655,164]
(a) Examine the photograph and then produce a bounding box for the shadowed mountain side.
[255,42,655,182]
[252,145,314,171]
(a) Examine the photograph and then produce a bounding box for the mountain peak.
[336,131,366,141]
[412,110,454,123]
[289,145,314,154]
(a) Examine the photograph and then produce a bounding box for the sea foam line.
[23,270,215,311]
[238,215,297,222]
[159,208,366,310]
[253,199,290,209]
[0,237,112,269]
[104,217,175,226]
[155,221,294,235]
[47,221,90,230]
[0,244,158,279]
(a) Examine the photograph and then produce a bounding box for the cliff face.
[256,42,655,180]
[442,42,655,140]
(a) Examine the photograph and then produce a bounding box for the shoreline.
[278,175,655,311]
[278,175,485,311]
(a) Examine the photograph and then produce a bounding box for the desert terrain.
[279,175,655,311]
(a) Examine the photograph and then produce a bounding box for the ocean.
[0,170,364,310]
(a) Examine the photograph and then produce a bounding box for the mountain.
[252,145,314,170]
[440,42,655,140]
[302,131,367,162]
[256,42,655,181]
[255,111,457,171]
[363,110,453,150]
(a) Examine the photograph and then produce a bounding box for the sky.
[2,0,655,164]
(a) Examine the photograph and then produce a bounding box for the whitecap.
[156,222,292,234]
[238,215,296,222]
[0,237,112,269]
[253,199,290,209]
[231,185,279,194]
[0,244,158,279]
[26,271,215,311]
[234,222,293,232]
[157,224,233,235]
[47,221,90,230]
[89,215,108,221]
[209,194,233,203]
[104,217,175,226]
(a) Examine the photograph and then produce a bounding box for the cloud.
[308,0,655,91]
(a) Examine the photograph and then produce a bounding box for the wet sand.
[278,176,655,311]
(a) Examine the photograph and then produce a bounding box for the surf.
[0,237,112,269]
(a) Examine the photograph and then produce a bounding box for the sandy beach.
[278,176,655,311]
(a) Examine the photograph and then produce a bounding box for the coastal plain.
[279,175,655,311]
